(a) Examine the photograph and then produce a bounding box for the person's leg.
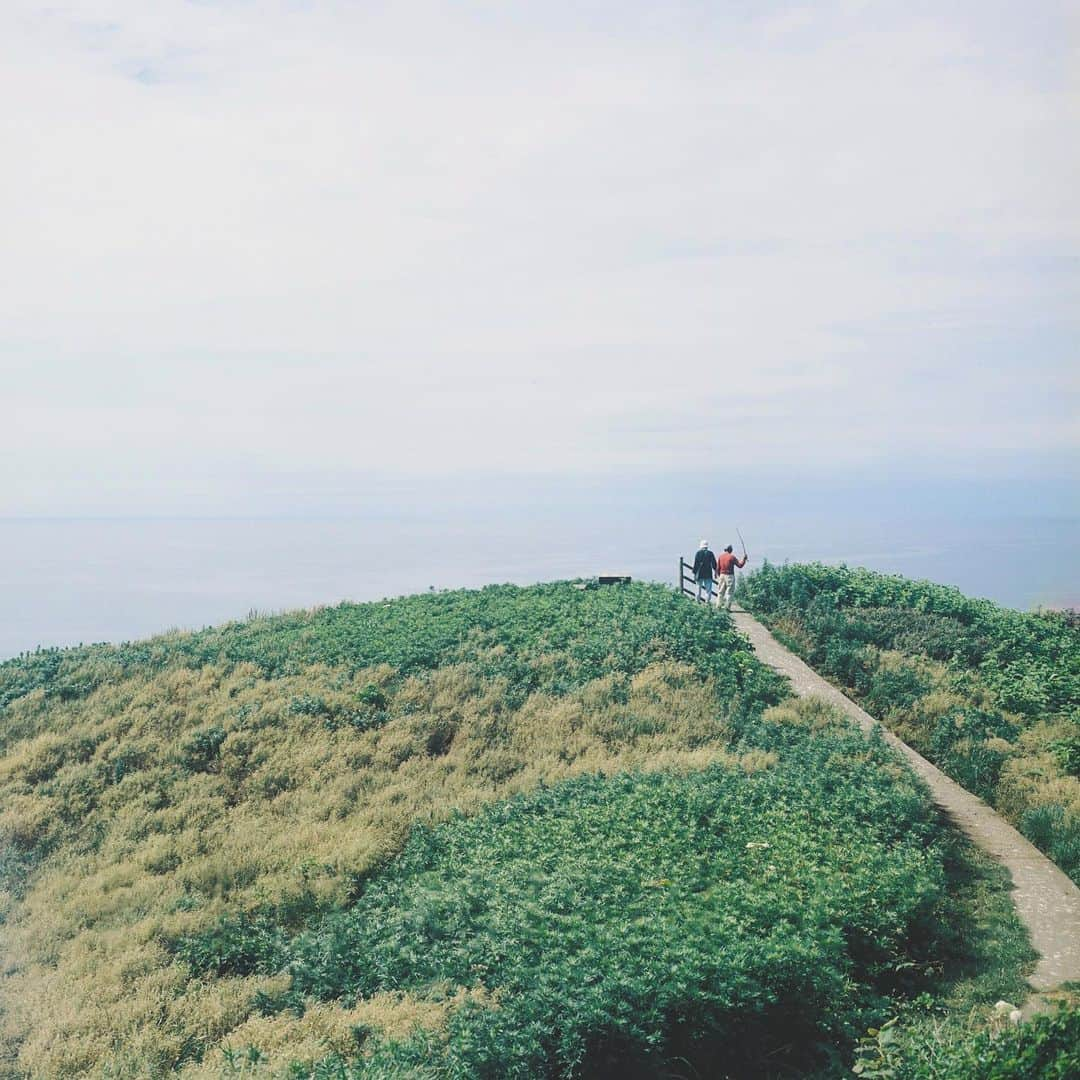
[704,577,714,605]
[696,578,705,602]
[726,575,735,609]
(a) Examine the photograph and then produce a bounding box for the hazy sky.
[3,1,1077,516]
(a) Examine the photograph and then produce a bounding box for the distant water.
[1,508,1076,660]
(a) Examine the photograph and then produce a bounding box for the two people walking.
[692,540,747,610]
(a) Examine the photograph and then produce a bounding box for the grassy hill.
[741,563,1080,884]
[0,581,1073,1077]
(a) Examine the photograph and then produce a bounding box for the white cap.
[699,540,708,549]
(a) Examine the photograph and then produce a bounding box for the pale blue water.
[1,471,1077,660]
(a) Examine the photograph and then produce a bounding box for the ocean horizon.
[2,501,1076,661]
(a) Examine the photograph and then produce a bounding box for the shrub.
[865,666,931,717]
[938,1005,1080,1078]
[338,682,391,733]
[356,683,388,711]
[1048,734,1080,778]
[289,694,331,718]
[172,911,286,978]
[928,708,1013,802]
[872,1003,1080,1078]
[178,725,227,772]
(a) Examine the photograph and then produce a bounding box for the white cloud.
[1,1,1076,512]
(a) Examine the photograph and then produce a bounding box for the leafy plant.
[1048,734,1080,778]
[178,725,227,773]
[288,694,331,718]
[172,911,286,978]
[882,1002,1080,1078]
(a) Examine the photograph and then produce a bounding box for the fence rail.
[678,557,702,600]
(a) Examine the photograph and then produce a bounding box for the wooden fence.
[678,556,704,601]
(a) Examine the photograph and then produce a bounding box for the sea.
[2,470,1077,660]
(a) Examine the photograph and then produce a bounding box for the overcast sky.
[2,0,1077,516]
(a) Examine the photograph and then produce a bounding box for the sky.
[2,0,1077,517]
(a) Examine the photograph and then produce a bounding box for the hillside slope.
[0,581,1061,1077]
[741,563,1080,884]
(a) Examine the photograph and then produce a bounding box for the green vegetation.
[848,836,1075,1079]
[0,579,1069,1077]
[184,700,953,1077]
[1,582,782,1077]
[854,1000,1080,1079]
[0,582,773,729]
[741,563,1080,883]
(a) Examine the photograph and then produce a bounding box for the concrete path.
[729,606,1080,1009]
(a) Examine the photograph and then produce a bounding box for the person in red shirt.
[715,545,747,610]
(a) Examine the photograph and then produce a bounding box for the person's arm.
[736,555,748,568]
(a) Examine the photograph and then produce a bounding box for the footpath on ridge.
[728,605,1080,1014]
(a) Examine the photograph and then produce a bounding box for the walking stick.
[736,527,749,562]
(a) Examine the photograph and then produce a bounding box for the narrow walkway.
[729,606,1080,1009]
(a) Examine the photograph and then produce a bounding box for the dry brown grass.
[860,652,1080,870]
[997,717,1080,825]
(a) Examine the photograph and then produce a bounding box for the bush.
[289,694,331,718]
[942,1005,1080,1078]
[865,666,931,717]
[873,1004,1080,1078]
[928,709,1013,803]
[1049,734,1080,778]
[172,911,286,978]
[338,682,391,732]
[356,682,388,710]
[178,725,227,772]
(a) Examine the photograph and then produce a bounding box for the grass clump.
[742,562,1080,882]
